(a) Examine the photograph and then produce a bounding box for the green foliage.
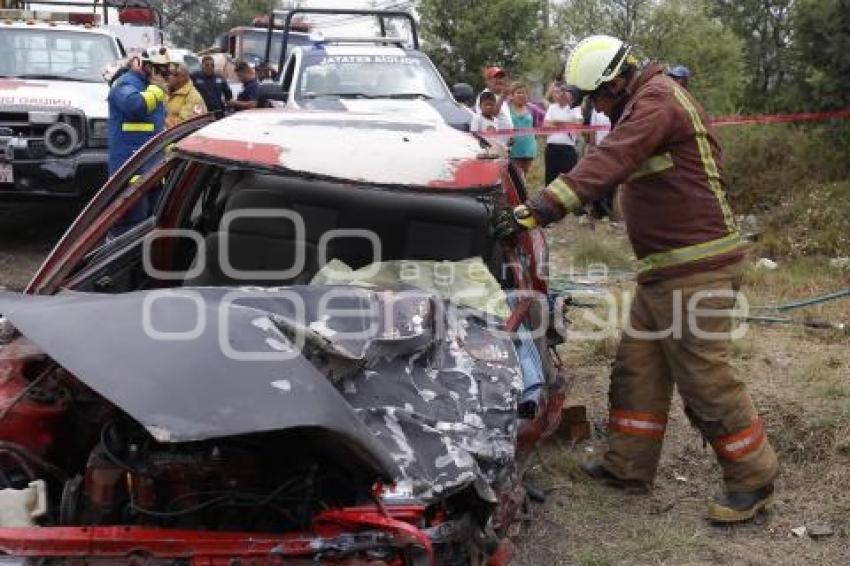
[554,0,652,45]
[709,0,796,111]
[720,124,850,210]
[794,0,850,111]
[154,0,274,52]
[418,0,548,89]
[635,0,745,113]
[758,180,850,259]
[720,122,850,258]
[553,0,746,113]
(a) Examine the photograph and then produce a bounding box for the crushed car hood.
[0,285,522,502]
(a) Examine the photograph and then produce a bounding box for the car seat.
[184,172,502,287]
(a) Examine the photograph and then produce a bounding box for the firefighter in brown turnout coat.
[495,35,779,522]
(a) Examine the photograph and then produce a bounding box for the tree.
[554,0,652,46]
[635,0,746,113]
[151,0,275,52]
[552,0,745,113]
[793,0,850,111]
[418,0,547,89]
[709,0,795,111]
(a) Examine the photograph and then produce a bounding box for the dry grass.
[571,232,635,270]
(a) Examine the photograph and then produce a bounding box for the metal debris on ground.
[806,521,835,539]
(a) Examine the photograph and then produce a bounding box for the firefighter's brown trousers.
[602,260,779,492]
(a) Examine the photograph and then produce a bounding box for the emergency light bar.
[68,12,96,24]
[118,7,155,25]
[252,14,309,32]
[313,35,408,47]
[21,1,162,27]
[0,8,102,25]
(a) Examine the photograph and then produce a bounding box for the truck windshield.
[241,29,313,67]
[297,53,448,100]
[0,28,118,83]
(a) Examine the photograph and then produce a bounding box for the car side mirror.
[451,82,475,106]
[257,83,288,108]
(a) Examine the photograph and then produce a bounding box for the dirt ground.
[515,219,850,566]
[1,206,848,565]
[0,202,83,291]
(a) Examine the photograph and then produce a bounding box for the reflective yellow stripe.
[129,174,142,184]
[140,90,157,113]
[122,122,155,132]
[545,177,582,213]
[629,152,674,181]
[672,87,737,232]
[637,232,744,274]
[140,84,166,113]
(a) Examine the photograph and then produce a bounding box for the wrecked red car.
[0,110,567,564]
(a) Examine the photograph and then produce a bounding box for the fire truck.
[211,15,315,77]
[0,1,161,199]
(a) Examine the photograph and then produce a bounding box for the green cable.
[751,289,850,312]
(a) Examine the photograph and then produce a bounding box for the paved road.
[0,201,83,291]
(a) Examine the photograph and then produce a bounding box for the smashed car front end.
[0,282,525,565]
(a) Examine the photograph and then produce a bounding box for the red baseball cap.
[484,66,506,79]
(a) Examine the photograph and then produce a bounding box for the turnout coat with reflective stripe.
[531,63,746,283]
[107,69,166,174]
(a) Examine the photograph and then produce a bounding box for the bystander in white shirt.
[544,103,583,146]
[591,110,611,145]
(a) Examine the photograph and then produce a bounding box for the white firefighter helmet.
[141,46,172,66]
[565,35,632,93]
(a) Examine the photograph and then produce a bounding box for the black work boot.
[580,460,650,494]
[707,484,775,523]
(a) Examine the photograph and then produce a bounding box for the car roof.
[175,109,500,192]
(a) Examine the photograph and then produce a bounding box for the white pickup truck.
[0,12,126,199]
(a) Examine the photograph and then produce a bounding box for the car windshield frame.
[295,51,450,102]
[0,28,119,83]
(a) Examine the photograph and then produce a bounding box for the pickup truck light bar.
[22,0,162,28]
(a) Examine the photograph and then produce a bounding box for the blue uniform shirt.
[107,69,166,175]
[236,79,260,104]
[191,71,233,113]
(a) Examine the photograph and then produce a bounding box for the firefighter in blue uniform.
[107,47,170,236]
